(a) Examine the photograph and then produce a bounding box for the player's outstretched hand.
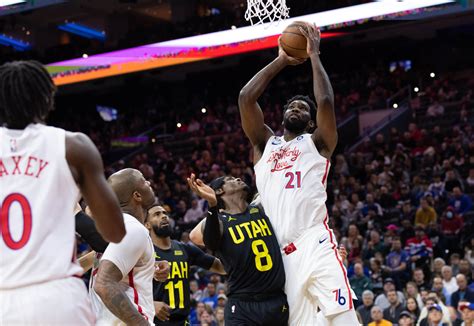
[154,301,171,321]
[278,37,306,66]
[298,23,321,56]
[154,260,170,282]
[187,173,218,207]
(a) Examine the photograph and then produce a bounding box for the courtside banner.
[47,0,453,85]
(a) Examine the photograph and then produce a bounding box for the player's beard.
[283,116,309,134]
[153,224,173,238]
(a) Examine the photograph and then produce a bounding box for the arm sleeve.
[75,211,109,253]
[101,222,148,277]
[203,205,223,252]
[183,243,215,270]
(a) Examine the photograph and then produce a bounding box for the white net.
[245,0,290,25]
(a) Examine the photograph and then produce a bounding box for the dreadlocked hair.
[0,60,56,129]
[283,95,317,121]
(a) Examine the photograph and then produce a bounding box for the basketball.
[280,21,309,59]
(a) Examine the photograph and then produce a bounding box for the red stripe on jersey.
[321,159,330,186]
[323,214,353,310]
[128,270,148,320]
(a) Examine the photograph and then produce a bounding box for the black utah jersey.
[153,240,215,323]
[216,204,285,296]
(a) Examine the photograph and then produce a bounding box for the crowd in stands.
[61,38,474,325]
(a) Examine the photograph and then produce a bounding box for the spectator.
[369,305,393,326]
[449,187,473,218]
[370,258,385,295]
[432,276,451,306]
[375,278,407,310]
[190,302,206,326]
[182,199,204,225]
[406,297,421,322]
[433,258,446,276]
[201,283,218,308]
[358,290,376,325]
[399,310,417,326]
[413,268,431,290]
[363,230,388,261]
[452,274,474,309]
[216,294,227,309]
[383,237,409,287]
[441,207,464,254]
[415,198,438,228]
[450,253,462,276]
[445,170,464,193]
[406,227,433,273]
[383,289,406,323]
[200,305,217,326]
[351,262,373,305]
[426,100,445,117]
[459,303,474,326]
[442,265,459,300]
[419,304,449,326]
[215,306,225,326]
[190,279,204,302]
[406,281,424,309]
[362,193,384,217]
[418,292,452,325]
[466,168,474,194]
[447,306,462,326]
[428,174,446,201]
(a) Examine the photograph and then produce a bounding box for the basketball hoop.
[245,0,290,25]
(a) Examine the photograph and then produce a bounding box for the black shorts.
[224,293,289,326]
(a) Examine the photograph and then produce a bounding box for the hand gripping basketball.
[298,22,321,56]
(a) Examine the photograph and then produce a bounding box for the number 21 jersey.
[254,134,331,247]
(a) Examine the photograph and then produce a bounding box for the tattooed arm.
[94,260,148,326]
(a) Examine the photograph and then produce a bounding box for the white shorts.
[0,277,95,326]
[282,223,356,325]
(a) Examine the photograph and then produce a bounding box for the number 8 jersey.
[254,133,330,247]
[0,124,83,289]
[216,204,285,296]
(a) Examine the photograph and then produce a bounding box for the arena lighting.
[58,23,106,42]
[0,34,31,51]
[201,108,207,113]
[47,0,454,86]
[430,72,436,78]
[82,53,88,58]
[177,123,182,128]
[414,87,419,92]
[0,0,25,6]
[393,103,399,109]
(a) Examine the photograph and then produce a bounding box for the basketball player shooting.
[238,22,358,325]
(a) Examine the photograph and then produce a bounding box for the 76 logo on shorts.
[332,289,346,306]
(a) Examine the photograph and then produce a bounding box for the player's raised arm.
[187,174,223,251]
[300,23,338,159]
[66,132,125,243]
[239,41,305,163]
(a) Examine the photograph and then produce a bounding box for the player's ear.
[215,188,224,196]
[307,120,315,132]
[132,190,142,202]
[144,220,152,230]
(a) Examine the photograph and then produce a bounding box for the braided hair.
[0,60,56,129]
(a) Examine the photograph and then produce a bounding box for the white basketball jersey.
[255,134,330,246]
[90,214,155,325]
[0,123,83,290]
